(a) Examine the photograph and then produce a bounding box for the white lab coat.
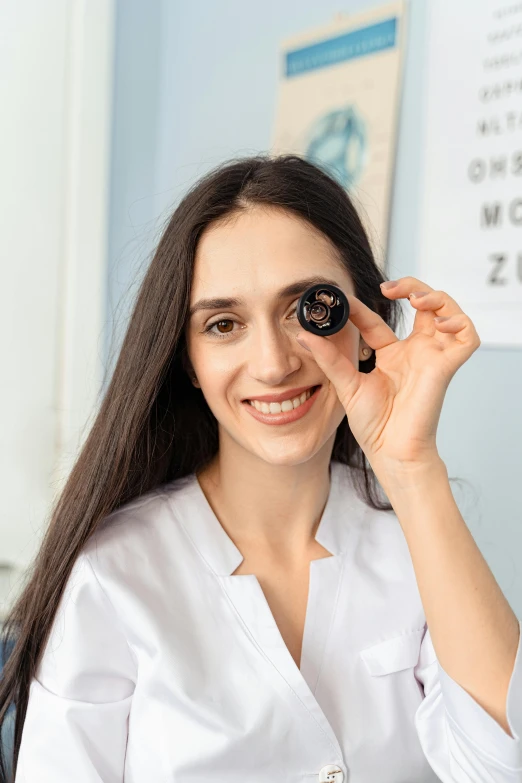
[16,460,522,782]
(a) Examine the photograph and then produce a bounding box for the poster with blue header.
[271,1,407,270]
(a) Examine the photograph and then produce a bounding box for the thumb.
[295,331,360,408]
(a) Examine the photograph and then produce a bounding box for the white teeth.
[249,387,315,414]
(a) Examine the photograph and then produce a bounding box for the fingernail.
[380,280,399,289]
[296,336,311,351]
[409,291,429,299]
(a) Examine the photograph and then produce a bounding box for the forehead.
[191,206,354,298]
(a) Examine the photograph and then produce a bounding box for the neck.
[196,444,334,564]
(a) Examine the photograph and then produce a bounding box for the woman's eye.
[204,306,299,340]
[204,319,235,338]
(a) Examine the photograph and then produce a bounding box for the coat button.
[318,764,344,782]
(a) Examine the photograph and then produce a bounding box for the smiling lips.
[242,385,321,425]
[243,384,318,404]
[248,387,315,414]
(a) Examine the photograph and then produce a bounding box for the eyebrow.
[188,276,343,318]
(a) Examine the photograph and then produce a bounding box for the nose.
[246,320,302,385]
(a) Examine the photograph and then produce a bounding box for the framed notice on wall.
[419,0,522,348]
[271,2,407,271]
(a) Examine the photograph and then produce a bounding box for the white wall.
[0,0,115,617]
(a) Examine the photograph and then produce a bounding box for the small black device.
[297,283,350,337]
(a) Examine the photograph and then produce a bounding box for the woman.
[0,154,520,782]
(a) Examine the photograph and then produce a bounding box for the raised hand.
[295,277,481,473]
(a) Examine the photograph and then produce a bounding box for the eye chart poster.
[418,0,522,348]
[271,2,407,270]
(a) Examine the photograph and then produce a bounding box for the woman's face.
[185,205,361,467]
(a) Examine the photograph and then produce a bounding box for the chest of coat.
[116,544,433,782]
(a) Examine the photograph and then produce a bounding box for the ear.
[359,338,373,362]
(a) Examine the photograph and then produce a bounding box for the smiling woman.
[0,153,402,782]
[6,154,519,783]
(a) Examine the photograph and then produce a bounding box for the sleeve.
[15,551,137,783]
[413,617,522,782]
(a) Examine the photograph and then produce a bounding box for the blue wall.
[107,0,522,615]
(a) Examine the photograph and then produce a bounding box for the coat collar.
[166,460,369,576]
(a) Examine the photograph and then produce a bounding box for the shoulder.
[336,462,406,538]
[335,465,426,630]
[336,462,417,579]
[81,473,198,579]
[365,502,416,579]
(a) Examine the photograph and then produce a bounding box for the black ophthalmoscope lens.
[297,283,350,337]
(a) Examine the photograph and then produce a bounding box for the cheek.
[189,340,227,377]
[195,356,238,398]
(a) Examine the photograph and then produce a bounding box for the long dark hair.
[0,153,404,780]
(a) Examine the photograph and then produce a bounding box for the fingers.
[381,278,461,314]
[381,278,467,338]
[381,277,435,298]
[434,314,481,352]
[383,279,481,353]
[345,294,399,351]
[407,288,463,317]
[407,288,464,338]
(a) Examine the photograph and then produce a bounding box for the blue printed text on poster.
[285,18,397,78]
